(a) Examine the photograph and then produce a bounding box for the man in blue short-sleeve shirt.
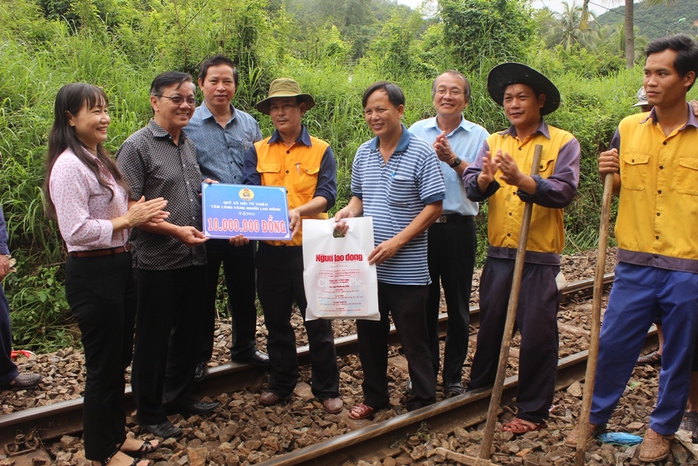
[409,70,489,397]
[335,81,445,419]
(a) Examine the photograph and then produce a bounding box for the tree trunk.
[624,0,634,68]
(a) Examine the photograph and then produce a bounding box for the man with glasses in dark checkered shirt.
[116,71,219,439]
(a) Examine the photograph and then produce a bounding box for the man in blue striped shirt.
[335,81,445,420]
[185,55,268,380]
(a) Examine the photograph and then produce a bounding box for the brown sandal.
[565,422,605,447]
[348,403,374,420]
[638,428,673,462]
[502,417,547,435]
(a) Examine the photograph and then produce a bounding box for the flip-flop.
[502,417,547,435]
[93,450,151,466]
[348,403,374,420]
[120,440,159,456]
[10,350,36,360]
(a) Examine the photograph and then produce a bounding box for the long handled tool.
[574,172,615,465]
[476,144,543,462]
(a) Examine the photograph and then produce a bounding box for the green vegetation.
[1,0,697,351]
[595,0,697,41]
[575,1,695,70]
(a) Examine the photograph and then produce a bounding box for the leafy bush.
[531,45,625,79]
[439,0,535,71]
[5,265,76,351]
[2,0,695,350]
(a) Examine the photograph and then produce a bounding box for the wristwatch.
[449,157,462,168]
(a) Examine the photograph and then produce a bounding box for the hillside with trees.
[596,0,698,41]
[1,0,696,350]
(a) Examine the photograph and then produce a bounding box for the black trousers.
[131,265,206,425]
[357,282,436,411]
[0,284,18,388]
[427,217,476,385]
[256,243,339,400]
[199,239,258,362]
[65,253,134,461]
[467,258,560,423]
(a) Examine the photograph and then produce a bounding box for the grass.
[1,3,686,351]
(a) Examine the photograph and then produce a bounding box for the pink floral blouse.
[49,148,129,252]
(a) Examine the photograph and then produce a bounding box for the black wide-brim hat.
[487,63,560,116]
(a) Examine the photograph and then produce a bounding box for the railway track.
[0,274,617,461]
[258,351,593,466]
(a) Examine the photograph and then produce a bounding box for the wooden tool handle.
[480,144,543,459]
[574,172,615,464]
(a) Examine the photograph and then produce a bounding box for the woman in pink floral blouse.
[43,83,168,466]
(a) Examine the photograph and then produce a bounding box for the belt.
[433,214,472,224]
[69,246,128,258]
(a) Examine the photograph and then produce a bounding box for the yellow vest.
[486,126,575,254]
[254,136,329,246]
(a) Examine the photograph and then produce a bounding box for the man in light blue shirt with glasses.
[408,70,489,397]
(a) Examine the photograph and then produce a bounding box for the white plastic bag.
[302,218,379,321]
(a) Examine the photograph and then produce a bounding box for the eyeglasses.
[435,88,464,97]
[158,95,196,106]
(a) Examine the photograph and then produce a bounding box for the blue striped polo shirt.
[352,125,445,285]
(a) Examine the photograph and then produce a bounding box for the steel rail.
[0,274,614,446]
[259,351,592,466]
[263,329,656,465]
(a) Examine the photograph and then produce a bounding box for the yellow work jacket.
[615,108,698,269]
[254,135,329,247]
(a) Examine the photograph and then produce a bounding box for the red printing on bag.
[315,253,363,263]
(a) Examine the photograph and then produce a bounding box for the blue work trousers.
[0,285,18,388]
[590,262,698,435]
